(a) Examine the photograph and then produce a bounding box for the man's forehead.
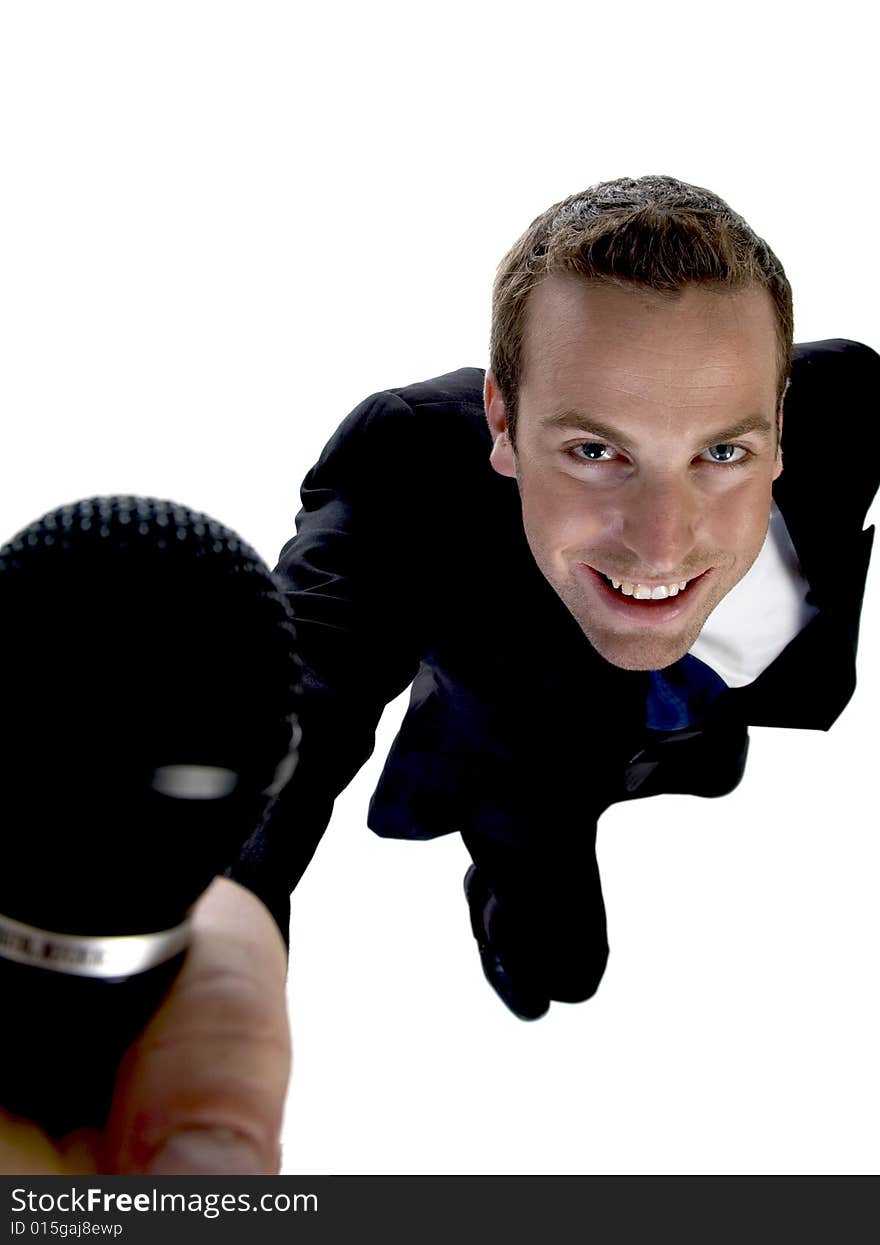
[520,275,779,412]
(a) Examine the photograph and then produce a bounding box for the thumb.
[104,876,291,1175]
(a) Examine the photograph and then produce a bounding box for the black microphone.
[0,495,301,1137]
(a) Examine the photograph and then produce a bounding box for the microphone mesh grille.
[1,494,302,769]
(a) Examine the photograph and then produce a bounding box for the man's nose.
[618,474,700,574]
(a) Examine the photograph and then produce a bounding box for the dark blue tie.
[646,654,729,731]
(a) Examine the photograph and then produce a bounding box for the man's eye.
[701,443,747,464]
[572,442,617,462]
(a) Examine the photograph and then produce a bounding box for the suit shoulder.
[785,338,879,523]
[354,367,487,434]
[792,338,880,384]
[387,366,487,413]
[305,367,492,504]
[789,339,879,430]
[323,367,489,460]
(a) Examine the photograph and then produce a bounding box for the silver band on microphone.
[0,911,192,979]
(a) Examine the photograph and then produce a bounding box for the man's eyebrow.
[541,409,776,446]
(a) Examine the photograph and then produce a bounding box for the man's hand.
[0,877,291,1175]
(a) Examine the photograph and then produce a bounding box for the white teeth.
[603,573,691,600]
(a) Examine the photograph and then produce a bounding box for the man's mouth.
[581,564,712,617]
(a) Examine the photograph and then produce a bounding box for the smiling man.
[231,175,878,1020]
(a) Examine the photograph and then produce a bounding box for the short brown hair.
[490,174,793,443]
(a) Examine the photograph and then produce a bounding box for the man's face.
[486,277,784,671]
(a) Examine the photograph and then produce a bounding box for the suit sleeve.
[226,390,425,939]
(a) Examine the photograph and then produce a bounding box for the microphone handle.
[0,947,187,1139]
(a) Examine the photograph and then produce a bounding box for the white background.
[1,2,877,1175]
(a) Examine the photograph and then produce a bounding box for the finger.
[104,876,291,1175]
[0,1109,99,1175]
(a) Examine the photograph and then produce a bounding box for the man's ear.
[484,372,517,478]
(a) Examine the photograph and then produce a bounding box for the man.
[232,173,878,1022]
[2,174,875,1173]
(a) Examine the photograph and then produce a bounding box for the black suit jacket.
[228,340,879,937]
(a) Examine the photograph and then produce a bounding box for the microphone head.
[0,496,301,935]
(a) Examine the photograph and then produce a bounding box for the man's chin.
[578,622,700,672]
